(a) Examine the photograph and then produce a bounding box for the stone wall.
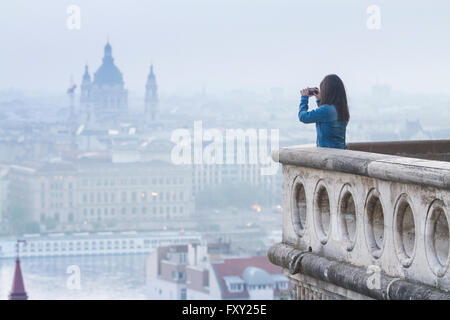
[269,144,450,300]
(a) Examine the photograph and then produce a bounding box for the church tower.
[9,240,28,300]
[80,64,92,122]
[145,64,159,122]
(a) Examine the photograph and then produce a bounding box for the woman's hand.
[300,88,311,97]
[301,87,320,98]
[313,87,320,100]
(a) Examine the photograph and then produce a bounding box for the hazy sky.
[1,0,450,96]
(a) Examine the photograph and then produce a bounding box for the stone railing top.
[272,145,450,190]
[348,139,450,159]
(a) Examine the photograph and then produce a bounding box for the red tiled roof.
[211,256,282,299]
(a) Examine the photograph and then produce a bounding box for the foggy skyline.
[1,0,450,96]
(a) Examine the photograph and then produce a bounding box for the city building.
[7,156,193,231]
[80,42,128,122]
[146,242,291,300]
[206,256,290,300]
[189,140,281,205]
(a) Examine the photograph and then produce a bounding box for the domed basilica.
[80,42,158,123]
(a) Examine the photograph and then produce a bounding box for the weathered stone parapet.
[268,243,450,300]
[270,142,450,300]
[272,145,450,190]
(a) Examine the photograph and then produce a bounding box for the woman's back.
[298,97,347,149]
[315,113,348,149]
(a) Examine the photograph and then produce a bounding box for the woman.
[298,74,350,149]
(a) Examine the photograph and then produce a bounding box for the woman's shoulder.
[319,104,338,118]
[320,103,336,109]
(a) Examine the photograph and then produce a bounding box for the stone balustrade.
[268,141,450,300]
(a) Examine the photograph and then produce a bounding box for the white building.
[7,156,193,231]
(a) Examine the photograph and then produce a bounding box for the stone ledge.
[272,146,450,190]
[268,243,450,300]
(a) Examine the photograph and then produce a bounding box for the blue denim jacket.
[298,95,348,149]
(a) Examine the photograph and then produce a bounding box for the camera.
[308,88,319,96]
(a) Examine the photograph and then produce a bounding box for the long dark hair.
[319,74,350,122]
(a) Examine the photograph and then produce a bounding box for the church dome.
[93,42,124,86]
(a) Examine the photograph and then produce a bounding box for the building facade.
[8,158,194,231]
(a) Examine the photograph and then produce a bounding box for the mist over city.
[0,0,449,303]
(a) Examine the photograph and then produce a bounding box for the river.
[0,254,148,300]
